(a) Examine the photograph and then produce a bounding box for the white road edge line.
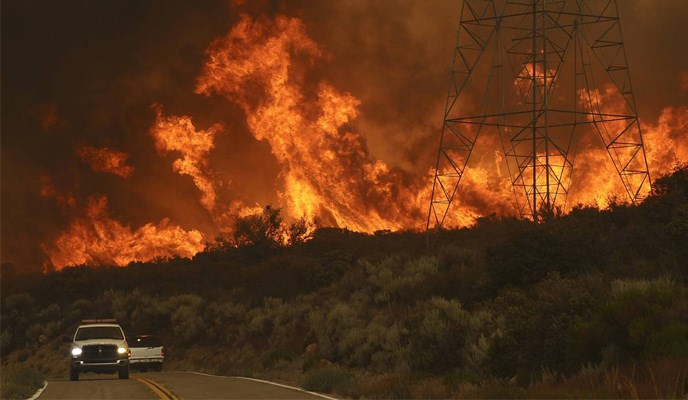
[27,380,48,400]
[180,371,339,400]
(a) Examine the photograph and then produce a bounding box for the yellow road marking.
[135,376,178,400]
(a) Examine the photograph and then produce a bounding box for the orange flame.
[644,106,688,177]
[43,196,205,269]
[515,61,558,96]
[567,86,687,208]
[39,15,687,270]
[150,104,222,211]
[196,15,426,231]
[76,146,134,178]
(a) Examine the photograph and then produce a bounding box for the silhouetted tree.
[232,205,283,250]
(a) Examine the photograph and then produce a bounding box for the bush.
[409,297,499,375]
[486,275,604,382]
[0,366,44,400]
[168,294,206,345]
[580,277,688,364]
[1,293,36,351]
[356,372,412,399]
[302,365,355,396]
[365,256,438,304]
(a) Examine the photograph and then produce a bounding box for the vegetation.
[2,165,688,398]
[0,366,45,400]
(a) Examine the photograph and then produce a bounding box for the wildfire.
[150,104,222,211]
[515,62,558,97]
[644,106,688,177]
[567,85,687,208]
[38,12,687,271]
[195,15,426,232]
[76,146,135,178]
[42,196,205,269]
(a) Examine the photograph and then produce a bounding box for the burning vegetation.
[6,8,685,271]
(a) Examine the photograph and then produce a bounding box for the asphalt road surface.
[39,371,332,400]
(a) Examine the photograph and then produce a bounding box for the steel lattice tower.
[427,0,652,236]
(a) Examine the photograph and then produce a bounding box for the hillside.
[2,165,687,399]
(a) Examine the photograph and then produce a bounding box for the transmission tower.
[427,0,652,236]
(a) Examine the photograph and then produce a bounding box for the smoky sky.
[2,0,687,271]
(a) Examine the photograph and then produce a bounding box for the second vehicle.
[129,334,164,372]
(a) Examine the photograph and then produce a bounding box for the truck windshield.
[75,326,124,341]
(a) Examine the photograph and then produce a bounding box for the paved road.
[38,375,152,399]
[39,371,330,400]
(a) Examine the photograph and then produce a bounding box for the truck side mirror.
[62,335,72,343]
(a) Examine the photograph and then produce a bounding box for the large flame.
[150,104,222,211]
[195,15,426,231]
[644,106,688,176]
[42,196,205,269]
[568,86,688,208]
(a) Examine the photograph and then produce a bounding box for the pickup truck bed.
[129,335,164,371]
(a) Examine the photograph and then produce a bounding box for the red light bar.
[81,319,117,324]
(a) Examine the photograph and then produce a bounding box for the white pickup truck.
[129,335,164,371]
[63,319,130,381]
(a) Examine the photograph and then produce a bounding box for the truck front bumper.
[71,359,129,372]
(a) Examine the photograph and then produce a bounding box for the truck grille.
[82,344,118,362]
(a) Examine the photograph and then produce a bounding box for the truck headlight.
[71,347,82,356]
[117,347,127,354]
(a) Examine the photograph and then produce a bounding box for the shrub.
[168,294,205,344]
[356,372,412,399]
[0,366,44,400]
[1,293,36,351]
[485,225,560,289]
[365,256,438,304]
[646,323,688,357]
[409,297,499,375]
[583,277,688,363]
[302,365,355,396]
[232,205,283,250]
[486,275,604,381]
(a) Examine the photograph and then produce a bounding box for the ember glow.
[2,1,686,271]
[76,146,134,178]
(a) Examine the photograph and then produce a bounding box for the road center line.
[135,377,178,400]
